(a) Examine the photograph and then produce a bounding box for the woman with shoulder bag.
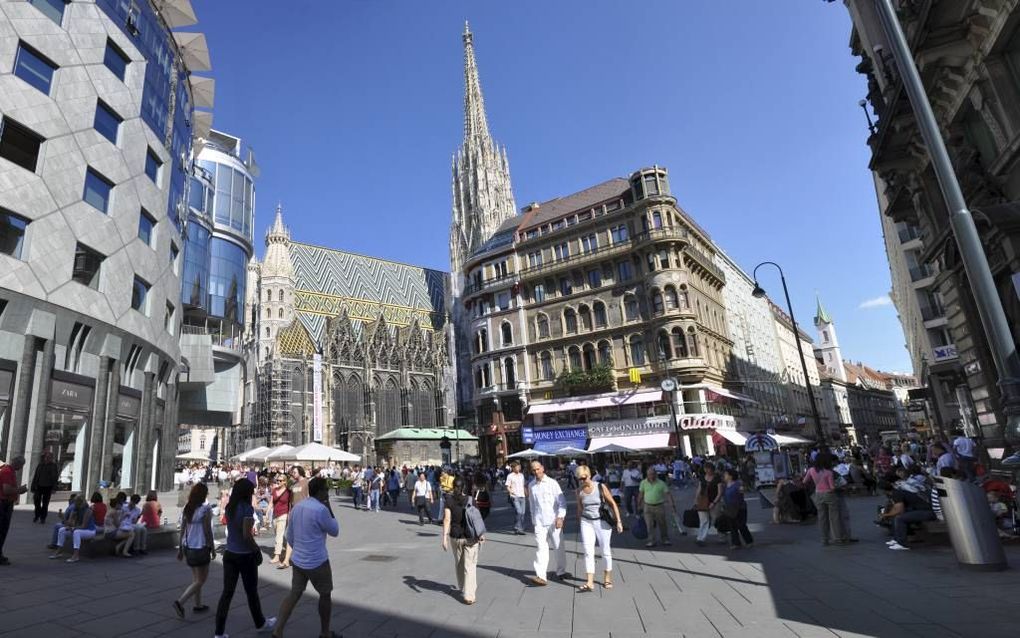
[173,482,215,619]
[442,476,483,605]
[694,462,721,546]
[214,478,275,638]
[575,465,623,592]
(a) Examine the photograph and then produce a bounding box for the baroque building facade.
[0,0,210,493]
[245,208,456,463]
[845,0,1020,454]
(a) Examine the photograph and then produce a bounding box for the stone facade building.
[0,0,210,493]
[845,0,1020,452]
[245,208,455,463]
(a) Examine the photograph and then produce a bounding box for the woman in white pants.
[49,496,97,563]
[575,466,623,592]
[694,462,722,546]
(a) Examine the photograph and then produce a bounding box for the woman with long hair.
[173,482,214,619]
[214,478,275,637]
[575,465,622,592]
[803,452,845,545]
[49,494,95,563]
[442,476,483,605]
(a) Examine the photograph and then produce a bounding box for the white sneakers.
[256,617,277,633]
[887,541,910,550]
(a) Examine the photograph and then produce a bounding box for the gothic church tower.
[449,22,518,414]
[258,205,296,364]
[815,296,848,383]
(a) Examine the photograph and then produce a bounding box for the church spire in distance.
[449,21,517,281]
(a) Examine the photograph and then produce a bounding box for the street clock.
[660,378,678,392]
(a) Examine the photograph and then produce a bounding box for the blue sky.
[193,0,912,373]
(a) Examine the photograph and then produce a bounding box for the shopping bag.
[682,508,700,529]
[631,515,648,540]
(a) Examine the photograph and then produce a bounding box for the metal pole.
[666,386,683,461]
[779,272,828,446]
[875,0,1020,444]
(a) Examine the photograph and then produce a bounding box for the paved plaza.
[1,486,1018,638]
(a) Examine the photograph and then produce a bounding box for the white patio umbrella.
[233,445,270,462]
[552,446,591,456]
[155,0,198,28]
[588,442,636,454]
[252,444,294,463]
[270,442,360,463]
[506,448,550,459]
[172,32,212,72]
[176,450,209,461]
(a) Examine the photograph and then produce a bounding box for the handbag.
[682,508,700,529]
[597,484,618,527]
[715,514,733,533]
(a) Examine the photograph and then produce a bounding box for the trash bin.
[934,476,1007,571]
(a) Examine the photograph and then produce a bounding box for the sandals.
[577,584,594,593]
[277,563,290,570]
[603,571,613,589]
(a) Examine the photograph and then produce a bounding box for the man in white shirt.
[272,477,339,638]
[622,462,642,517]
[527,461,567,585]
[952,430,977,480]
[504,462,527,535]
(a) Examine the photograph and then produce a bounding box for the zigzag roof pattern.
[289,241,449,343]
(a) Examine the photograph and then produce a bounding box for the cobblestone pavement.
[1,485,1018,637]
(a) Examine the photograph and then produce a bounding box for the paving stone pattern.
[1,485,1017,637]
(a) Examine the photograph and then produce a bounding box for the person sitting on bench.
[49,495,98,563]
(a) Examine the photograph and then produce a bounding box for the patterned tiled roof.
[518,178,630,230]
[277,319,317,358]
[289,242,448,343]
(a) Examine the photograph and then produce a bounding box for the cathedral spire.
[814,294,833,326]
[263,203,293,278]
[462,20,491,144]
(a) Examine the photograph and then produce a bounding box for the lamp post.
[751,262,827,447]
[660,376,685,461]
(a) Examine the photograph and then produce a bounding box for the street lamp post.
[660,376,685,461]
[751,262,827,447]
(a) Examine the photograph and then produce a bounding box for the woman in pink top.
[803,454,845,545]
[141,491,162,529]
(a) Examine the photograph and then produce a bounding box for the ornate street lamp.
[751,262,827,447]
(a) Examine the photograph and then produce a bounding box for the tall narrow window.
[0,209,29,259]
[501,322,513,346]
[564,308,577,334]
[652,211,663,229]
[0,117,43,172]
[629,335,646,366]
[540,352,554,380]
[103,39,129,81]
[568,346,582,371]
[137,209,156,247]
[665,287,679,310]
[598,340,613,366]
[14,43,57,94]
[93,101,122,145]
[72,243,103,289]
[164,302,175,334]
[83,168,113,212]
[29,0,66,24]
[651,290,664,315]
[278,290,284,302]
[624,295,639,321]
[144,149,162,184]
[536,314,549,339]
[533,283,545,303]
[593,301,607,328]
[131,276,150,314]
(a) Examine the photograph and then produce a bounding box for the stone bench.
[75,526,180,558]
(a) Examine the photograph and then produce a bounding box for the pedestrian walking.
[622,461,642,517]
[30,451,58,524]
[504,462,527,534]
[803,453,845,546]
[720,469,753,549]
[173,482,215,619]
[270,474,292,565]
[574,465,622,592]
[442,476,484,605]
[527,460,567,586]
[472,472,491,520]
[952,429,978,480]
[369,467,383,512]
[386,469,401,508]
[214,478,276,638]
[637,467,675,547]
[0,456,27,565]
[411,472,434,524]
[271,477,340,638]
[351,465,364,510]
[694,462,721,546]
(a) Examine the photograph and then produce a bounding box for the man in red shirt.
[1,456,28,566]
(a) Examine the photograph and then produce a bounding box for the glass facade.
[208,237,247,324]
[181,218,211,310]
[199,158,254,242]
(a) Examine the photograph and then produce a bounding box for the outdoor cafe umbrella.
[232,445,270,462]
[268,442,360,463]
[587,442,637,454]
[176,450,210,461]
[552,446,591,456]
[506,448,550,459]
[251,444,294,463]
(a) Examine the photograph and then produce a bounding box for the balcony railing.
[517,240,632,279]
[182,324,244,352]
[631,226,690,245]
[682,245,726,282]
[463,272,516,297]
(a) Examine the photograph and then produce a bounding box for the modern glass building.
[0,0,212,493]
[178,129,257,443]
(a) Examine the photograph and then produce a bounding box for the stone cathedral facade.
[245,207,453,460]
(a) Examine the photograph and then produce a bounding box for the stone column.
[134,372,155,491]
[23,338,55,482]
[5,337,38,462]
[84,357,113,492]
[101,365,121,487]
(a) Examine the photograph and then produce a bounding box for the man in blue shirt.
[271,477,340,638]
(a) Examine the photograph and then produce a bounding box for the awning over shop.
[588,433,670,452]
[715,429,748,445]
[773,433,812,446]
[690,384,758,404]
[527,389,663,415]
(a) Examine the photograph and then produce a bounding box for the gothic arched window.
[539,351,554,380]
[651,290,664,315]
[266,289,271,302]
[568,346,582,371]
[278,290,284,302]
[629,335,646,366]
[536,314,549,339]
[578,305,592,331]
[672,327,688,358]
[504,357,516,388]
[624,295,639,321]
[564,308,577,334]
[501,322,513,346]
[593,301,607,328]
[688,328,699,357]
[278,308,283,319]
[665,286,679,310]
[582,343,596,370]
[657,330,672,359]
[597,340,613,366]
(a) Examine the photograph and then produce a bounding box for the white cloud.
[859,295,892,309]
